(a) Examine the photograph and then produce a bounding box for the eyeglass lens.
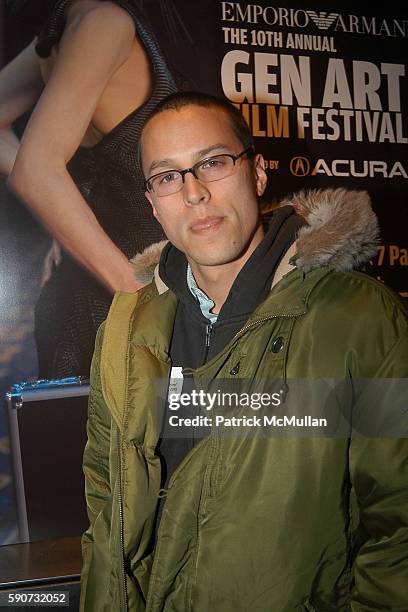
[150,154,236,196]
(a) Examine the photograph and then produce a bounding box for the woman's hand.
[0,40,44,175]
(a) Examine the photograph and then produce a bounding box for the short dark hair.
[139,91,254,169]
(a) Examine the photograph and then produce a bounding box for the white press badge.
[167,366,184,409]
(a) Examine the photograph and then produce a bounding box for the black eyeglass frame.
[144,146,255,194]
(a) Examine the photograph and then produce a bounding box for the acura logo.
[290,157,311,177]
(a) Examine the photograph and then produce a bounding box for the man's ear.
[145,191,159,220]
[253,154,267,197]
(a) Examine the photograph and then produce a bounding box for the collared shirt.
[186,264,218,324]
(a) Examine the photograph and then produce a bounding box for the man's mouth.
[190,216,224,233]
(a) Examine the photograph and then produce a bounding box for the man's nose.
[182,172,210,206]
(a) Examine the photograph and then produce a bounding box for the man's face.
[141,105,267,274]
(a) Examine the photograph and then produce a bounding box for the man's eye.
[200,157,226,171]
[158,172,180,185]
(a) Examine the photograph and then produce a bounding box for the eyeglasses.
[144,146,254,196]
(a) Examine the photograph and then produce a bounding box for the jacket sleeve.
[80,322,113,608]
[349,303,408,611]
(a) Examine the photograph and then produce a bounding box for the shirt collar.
[186,264,218,324]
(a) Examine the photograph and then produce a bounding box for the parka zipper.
[232,311,304,341]
[202,311,302,369]
[117,428,128,612]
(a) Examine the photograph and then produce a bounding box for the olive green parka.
[80,189,408,612]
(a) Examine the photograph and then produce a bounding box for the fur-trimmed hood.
[130,188,379,285]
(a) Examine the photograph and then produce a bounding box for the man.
[80,92,408,611]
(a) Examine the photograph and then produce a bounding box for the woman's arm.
[9,3,147,293]
[0,40,44,175]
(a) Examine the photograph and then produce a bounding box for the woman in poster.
[0,0,180,377]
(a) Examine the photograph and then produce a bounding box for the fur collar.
[130,188,379,284]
